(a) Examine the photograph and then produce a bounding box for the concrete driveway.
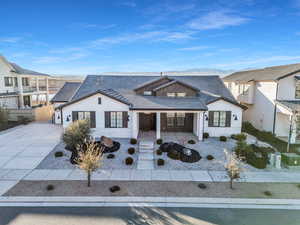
[0,122,62,170]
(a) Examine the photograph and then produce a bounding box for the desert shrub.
[110,185,120,193]
[206,155,214,160]
[220,136,227,142]
[203,132,209,139]
[46,184,54,191]
[156,149,162,155]
[62,120,91,150]
[263,191,272,196]
[157,158,165,166]
[128,147,135,155]
[130,138,137,144]
[107,154,115,159]
[297,184,300,189]
[231,133,247,141]
[125,157,133,165]
[0,107,8,129]
[156,139,163,145]
[54,151,63,157]
[167,149,181,160]
[198,183,207,189]
[188,139,196,144]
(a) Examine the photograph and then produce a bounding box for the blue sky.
[1,0,300,75]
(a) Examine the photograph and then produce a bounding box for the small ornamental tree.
[76,139,104,187]
[224,149,244,189]
[62,120,91,150]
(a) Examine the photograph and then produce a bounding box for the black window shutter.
[98,97,101,104]
[105,112,110,128]
[123,111,128,128]
[208,111,214,127]
[72,111,78,122]
[226,111,231,127]
[90,111,96,128]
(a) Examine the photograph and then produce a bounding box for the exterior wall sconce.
[204,114,208,121]
[57,114,60,120]
[233,114,238,120]
[66,115,71,122]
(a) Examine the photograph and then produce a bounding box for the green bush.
[46,184,54,191]
[242,122,300,153]
[125,157,133,165]
[156,149,162,155]
[107,154,115,159]
[219,136,227,142]
[128,147,135,155]
[188,139,196,144]
[0,107,8,130]
[203,132,209,139]
[206,155,214,160]
[62,120,91,150]
[130,138,137,144]
[231,133,247,141]
[157,158,164,166]
[263,191,272,196]
[156,139,163,145]
[54,151,63,157]
[198,183,207,189]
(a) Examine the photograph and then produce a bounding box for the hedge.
[242,122,300,153]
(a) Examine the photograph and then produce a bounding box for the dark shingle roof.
[224,63,300,82]
[9,63,49,76]
[60,75,240,110]
[51,82,81,103]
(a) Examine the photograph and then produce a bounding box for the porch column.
[45,77,49,105]
[36,77,39,92]
[131,111,139,139]
[290,114,297,144]
[17,76,24,109]
[197,112,204,141]
[156,112,161,139]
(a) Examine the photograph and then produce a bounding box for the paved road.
[0,206,299,225]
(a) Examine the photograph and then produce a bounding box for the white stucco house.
[223,63,300,144]
[52,75,244,140]
[0,55,50,109]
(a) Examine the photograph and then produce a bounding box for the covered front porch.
[131,111,204,141]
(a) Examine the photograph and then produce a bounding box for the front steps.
[137,141,154,170]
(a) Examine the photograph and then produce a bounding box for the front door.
[23,96,31,107]
[139,113,156,131]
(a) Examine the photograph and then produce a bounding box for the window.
[227,82,232,90]
[72,111,96,128]
[22,78,29,86]
[208,111,231,127]
[176,112,185,126]
[98,97,101,104]
[4,77,13,87]
[177,93,186,97]
[105,111,128,128]
[14,77,18,87]
[296,82,300,99]
[167,113,175,127]
[167,93,176,97]
[238,84,249,95]
[143,91,152,96]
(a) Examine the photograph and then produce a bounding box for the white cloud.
[69,23,117,30]
[34,53,88,64]
[90,30,194,47]
[120,1,136,7]
[177,46,210,51]
[0,37,22,43]
[187,10,249,30]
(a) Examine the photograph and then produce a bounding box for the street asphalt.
[0,206,299,225]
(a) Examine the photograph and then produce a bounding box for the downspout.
[202,111,205,142]
[60,107,63,125]
[272,82,279,134]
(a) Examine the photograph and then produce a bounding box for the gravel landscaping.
[5,180,300,199]
[37,138,138,169]
[154,137,259,171]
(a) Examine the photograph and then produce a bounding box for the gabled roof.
[58,74,242,110]
[276,100,300,113]
[223,63,300,82]
[133,76,171,91]
[51,82,81,103]
[152,79,199,92]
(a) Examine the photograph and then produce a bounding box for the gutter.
[272,82,279,134]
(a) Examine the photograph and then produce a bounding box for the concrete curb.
[0,196,299,209]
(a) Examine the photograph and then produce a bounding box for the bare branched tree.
[76,139,104,187]
[224,149,244,189]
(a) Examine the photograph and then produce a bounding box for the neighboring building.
[53,75,244,140]
[0,55,50,109]
[223,63,300,144]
